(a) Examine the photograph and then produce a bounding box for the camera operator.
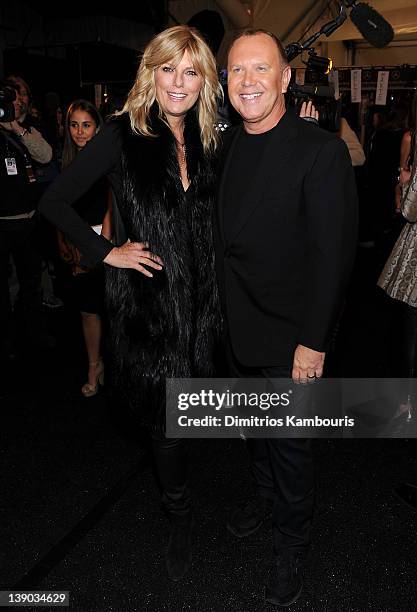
[0,80,53,361]
[2,76,52,166]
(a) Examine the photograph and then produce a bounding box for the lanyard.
[1,128,36,182]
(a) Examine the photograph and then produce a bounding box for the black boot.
[166,511,193,581]
[151,436,192,579]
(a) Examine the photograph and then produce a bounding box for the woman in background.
[58,99,111,396]
[378,101,417,508]
[378,102,416,404]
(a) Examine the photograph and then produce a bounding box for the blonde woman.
[39,25,223,580]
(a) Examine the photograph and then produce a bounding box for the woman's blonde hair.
[120,25,222,153]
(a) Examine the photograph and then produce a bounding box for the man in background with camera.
[0,79,52,361]
[214,29,358,606]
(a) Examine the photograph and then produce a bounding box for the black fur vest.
[105,109,222,430]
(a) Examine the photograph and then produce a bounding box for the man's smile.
[239,93,263,100]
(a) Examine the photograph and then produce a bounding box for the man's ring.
[307,373,316,378]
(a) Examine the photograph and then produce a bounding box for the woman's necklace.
[175,138,187,171]
[174,135,189,190]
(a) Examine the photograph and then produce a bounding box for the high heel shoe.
[81,360,104,397]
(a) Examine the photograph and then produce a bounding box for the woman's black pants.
[151,436,191,517]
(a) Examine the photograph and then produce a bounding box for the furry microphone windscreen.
[350,3,394,48]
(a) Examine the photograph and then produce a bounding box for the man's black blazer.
[214,109,358,367]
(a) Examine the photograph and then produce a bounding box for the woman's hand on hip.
[103,241,163,277]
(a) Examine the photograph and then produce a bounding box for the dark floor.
[2,243,417,612]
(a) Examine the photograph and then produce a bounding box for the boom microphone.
[346,1,394,48]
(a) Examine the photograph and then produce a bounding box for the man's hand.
[292,344,325,383]
[103,241,163,277]
[299,101,319,124]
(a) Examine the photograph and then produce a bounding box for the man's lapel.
[225,112,298,247]
[217,112,300,248]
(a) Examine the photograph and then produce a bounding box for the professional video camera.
[286,81,342,133]
[285,46,341,132]
[284,0,394,132]
[0,82,16,122]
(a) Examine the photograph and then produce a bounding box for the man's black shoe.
[166,511,193,581]
[227,496,273,538]
[265,554,303,607]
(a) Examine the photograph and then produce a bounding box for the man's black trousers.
[228,352,315,559]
